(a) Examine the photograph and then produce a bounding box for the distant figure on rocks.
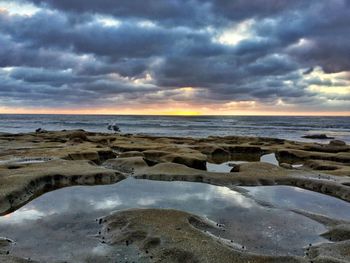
[108,124,120,132]
[35,128,47,133]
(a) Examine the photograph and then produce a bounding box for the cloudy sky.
[0,0,349,115]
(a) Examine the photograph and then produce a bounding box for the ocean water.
[0,114,349,143]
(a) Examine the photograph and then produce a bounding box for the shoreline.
[1,115,349,145]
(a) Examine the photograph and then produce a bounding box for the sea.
[0,114,349,143]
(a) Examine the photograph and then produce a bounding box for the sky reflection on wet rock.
[1,177,347,260]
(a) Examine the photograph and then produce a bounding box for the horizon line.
[0,113,349,117]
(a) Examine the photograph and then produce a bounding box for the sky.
[0,0,349,116]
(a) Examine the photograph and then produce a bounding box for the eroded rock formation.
[0,130,349,262]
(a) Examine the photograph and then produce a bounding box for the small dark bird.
[107,124,120,132]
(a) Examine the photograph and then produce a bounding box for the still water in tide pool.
[206,153,280,172]
[1,178,350,262]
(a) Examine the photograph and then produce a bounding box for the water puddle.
[207,153,304,172]
[1,178,349,262]
[206,161,246,173]
[260,153,279,165]
[244,185,350,221]
[0,157,52,165]
[292,164,303,168]
[207,153,279,173]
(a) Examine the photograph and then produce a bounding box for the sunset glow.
[1,105,349,117]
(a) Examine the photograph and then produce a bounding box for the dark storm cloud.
[25,0,308,27]
[0,11,178,59]
[75,58,151,78]
[0,33,84,70]
[0,68,160,108]
[9,67,81,86]
[208,0,308,21]
[261,0,350,74]
[0,0,349,110]
[27,0,214,27]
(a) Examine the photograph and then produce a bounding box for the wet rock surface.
[302,134,334,139]
[101,208,306,263]
[0,130,350,262]
[3,177,341,262]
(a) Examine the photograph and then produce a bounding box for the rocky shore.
[100,208,305,263]
[0,130,350,262]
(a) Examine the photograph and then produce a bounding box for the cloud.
[0,0,349,113]
[24,0,213,29]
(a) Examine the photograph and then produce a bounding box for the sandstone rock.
[103,157,148,173]
[207,147,231,163]
[302,134,334,139]
[136,162,204,178]
[227,145,262,154]
[101,208,306,263]
[162,153,207,170]
[0,255,36,263]
[142,150,207,170]
[321,224,350,242]
[67,131,88,141]
[308,239,350,262]
[1,129,350,216]
[142,150,171,159]
[330,140,346,147]
[305,160,339,171]
[119,151,145,158]
[238,162,285,177]
[280,163,293,169]
[0,159,124,215]
[0,237,12,254]
[230,164,240,172]
[66,151,100,163]
[277,149,350,165]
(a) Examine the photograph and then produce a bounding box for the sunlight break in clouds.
[306,67,350,96]
[215,19,255,46]
[0,1,40,16]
